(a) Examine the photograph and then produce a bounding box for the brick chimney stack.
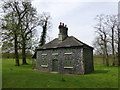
[58,22,68,41]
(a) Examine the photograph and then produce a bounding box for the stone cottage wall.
[83,47,94,74]
[36,47,85,74]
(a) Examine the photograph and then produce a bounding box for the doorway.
[52,59,58,72]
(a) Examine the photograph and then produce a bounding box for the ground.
[2,57,119,88]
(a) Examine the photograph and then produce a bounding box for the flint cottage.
[33,22,94,75]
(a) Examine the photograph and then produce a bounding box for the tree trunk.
[14,34,19,66]
[104,39,109,66]
[101,47,106,65]
[22,46,27,65]
[22,37,27,65]
[102,54,105,65]
[118,2,120,66]
[111,27,116,66]
[112,54,116,66]
[118,43,120,66]
[118,29,120,66]
[105,48,109,66]
[105,53,109,66]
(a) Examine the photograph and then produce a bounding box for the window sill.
[64,67,74,69]
[41,54,47,56]
[41,65,48,67]
[64,52,73,55]
[52,53,58,55]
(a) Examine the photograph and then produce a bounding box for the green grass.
[2,58,118,88]
[94,56,118,65]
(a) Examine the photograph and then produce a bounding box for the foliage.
[1,0,39,65]
[2,58,118,88]
[2,41,14,53]
[38,12,52,47]
[1,2,20,66]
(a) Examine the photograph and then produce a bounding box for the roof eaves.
[36,45,83,51]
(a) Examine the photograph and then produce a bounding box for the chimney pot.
[65,25,67,27]
[60,22,62,25]
[62,23,64,26]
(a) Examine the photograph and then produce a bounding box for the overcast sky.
[32,0,118,46]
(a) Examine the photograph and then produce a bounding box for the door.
[52,59,58,72]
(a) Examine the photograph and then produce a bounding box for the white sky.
[32,0,118,46]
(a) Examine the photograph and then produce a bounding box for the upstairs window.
[64,49,73,55]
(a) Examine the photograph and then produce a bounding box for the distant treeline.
[2,52,33,59]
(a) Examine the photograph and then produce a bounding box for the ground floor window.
[41,59,47,65]
[41,59,48,67]
[64,59,73,67]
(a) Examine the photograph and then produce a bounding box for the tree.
[118,2,120,66]
[94,14,110,66]
[2,41,14,58]
[93,14,118,66]
[1,10,20,66]
[38,12,52,46]
[18,1,38,64]
[1,0,39,65]
[104,15,118,66]
[93,37,106,64]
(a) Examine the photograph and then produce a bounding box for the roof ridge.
[40,38,58,48]
[69,36,93,48]
[70,36,84,45]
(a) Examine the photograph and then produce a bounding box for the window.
[41,59,48,67]
[52,53,58,55]
[41,59,47,65]
[64,59,73,67]
[64,49,73,55]
[53,49,58,53]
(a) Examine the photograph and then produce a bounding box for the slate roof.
[37,36,93,50]
[32,36,93,58]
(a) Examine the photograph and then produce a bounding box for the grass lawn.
[2,58,118,88]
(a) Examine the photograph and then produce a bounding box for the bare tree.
[93,37,106,64]
[104,15,118,66]
[118,2,120,66]
[94,14,110,66]
[93,14,119,66]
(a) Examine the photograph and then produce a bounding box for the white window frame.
[41,54,47,56]
[64,52,73,55]
[52,53,58,55]
[64,67,74,69]
[41,64,48,67]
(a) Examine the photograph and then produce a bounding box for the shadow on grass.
[93,70,109,74]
